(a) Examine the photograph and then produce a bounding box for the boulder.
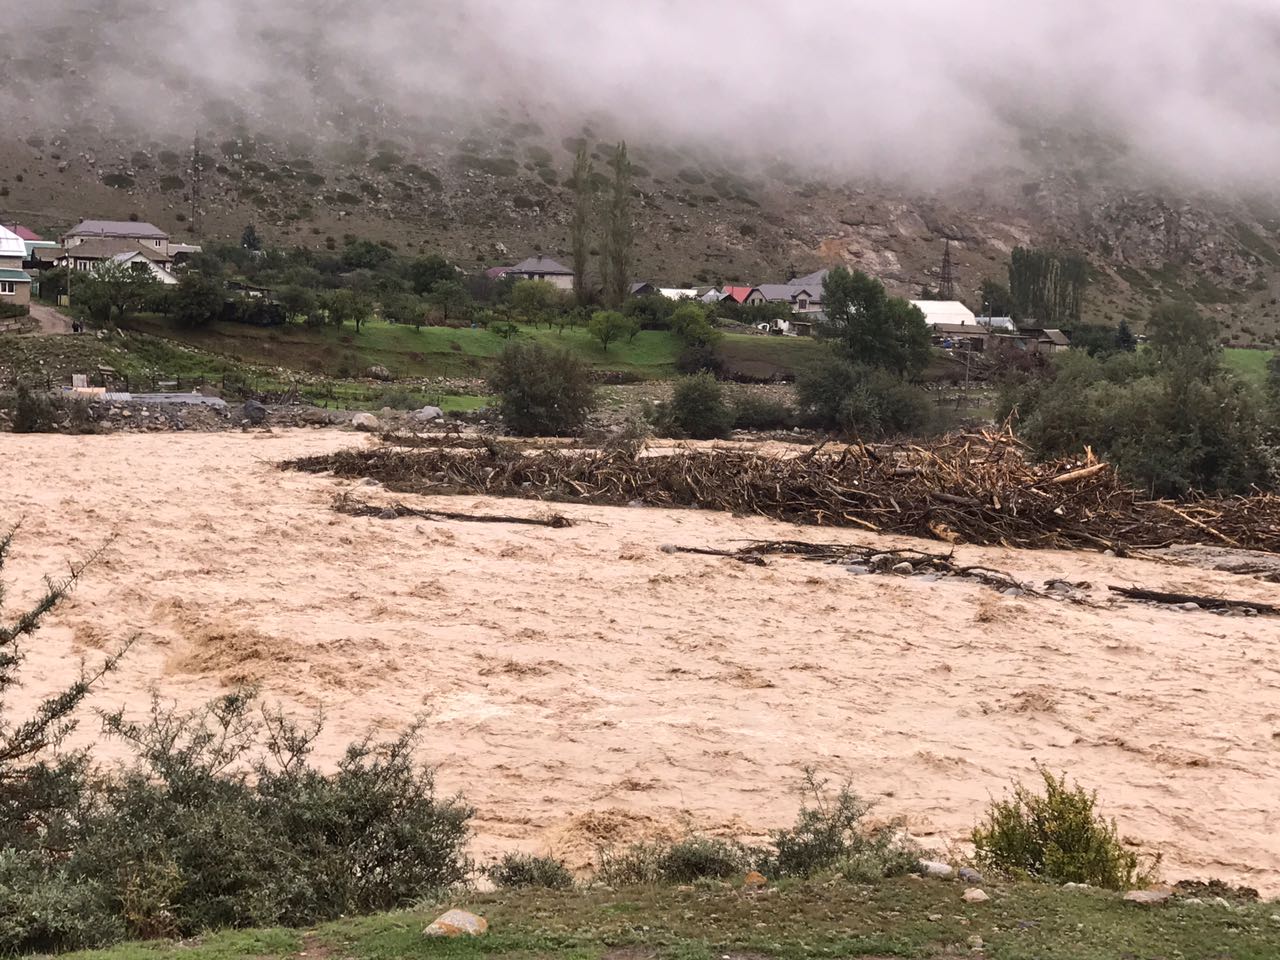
[1123,887,1173,905]
[892,562,915,575]
[423,909,488,937]
[242,399,268,425]
[918,860,955,879]
[962,888,990,903]
[352,412,381,432]
[743,870,768,888]
[366,364,393,381]
[410,405,445,424]
[959,866,984,884]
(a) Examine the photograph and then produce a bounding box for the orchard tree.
[427,280,473,322]
[170,272,225,328]
[324,289,374,333]
[510,279,562,327]
[589,309,636,351]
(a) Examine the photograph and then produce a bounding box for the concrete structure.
[504,255,574,291]
[0,224,33,306]
[911,300,977,327]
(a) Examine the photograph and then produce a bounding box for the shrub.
[971,765,1157,889]
[489,341,597,436]
[732,394,796,431]
[486,853,574,890]
[675,344,723,376]
[11,383,64,433]
[598,837,753,886]
[795,355,933,438]
[0,527,474,953]
[657,373,735,439]
[766,771,918,879]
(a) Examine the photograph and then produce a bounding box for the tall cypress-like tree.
[1008,248,1088,326]
[570,145,594,305]
[599,142,633,308]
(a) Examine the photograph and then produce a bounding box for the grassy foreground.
[64,878,1279,960]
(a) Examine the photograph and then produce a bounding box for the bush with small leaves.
[656,373,735,439]
[796,355,933,439]
[489,341,597,436]
[486,853,575,890]
[732,394,796,431]
[971,765,1158,889]
[765,770,918,879]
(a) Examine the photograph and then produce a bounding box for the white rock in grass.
[423,909,488,937]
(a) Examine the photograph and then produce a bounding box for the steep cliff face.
[2,118,1278,343]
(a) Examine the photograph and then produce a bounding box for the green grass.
[59,878,1280,960]
[718,333,827,379]
[1225,347,1273,385]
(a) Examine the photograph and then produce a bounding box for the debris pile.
[284,431,1280,553]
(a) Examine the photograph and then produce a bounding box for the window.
[0,281,15,295]
[797,298,809,310]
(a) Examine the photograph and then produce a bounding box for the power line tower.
[938,239,956,300]
[189,134,204,238]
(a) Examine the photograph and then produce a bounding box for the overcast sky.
[8,1,1280,188]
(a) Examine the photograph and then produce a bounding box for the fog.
[7,0,1280,187]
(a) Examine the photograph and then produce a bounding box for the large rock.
[959,866,984,884]
[366,364,393,381]
[423,909,488,937]
[962,887,990,903]
[1123,887,1173,905]
[743,870,768,888]
[410,405,445,424]
[241,399,268,425]
[918,859,955,879]
[352,412,381,432]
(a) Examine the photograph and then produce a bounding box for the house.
[659,288,699,301]
[976,315,1017,332]
[720,285,754,304]
[63,219,172,254]
[1018,326,1071,353]
[54,238,175,274]
[931,323,990,352]
[504,255,574,291]
[911,300,978,327]
[106,251,179,286]
[789,268,830,288]
[698,287,727,304]
[629,281,658,297]
[227,279,273,299]
[754,284,822,313]
[0,224,33,306]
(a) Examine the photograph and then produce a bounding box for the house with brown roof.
[51,238,178,285]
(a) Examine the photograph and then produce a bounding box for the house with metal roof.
[63,219,173,256]
[54,238,175,273]
[910,300,978,327]
[0,224,33,307]
[504,255,574,291]
[752,284,822,313]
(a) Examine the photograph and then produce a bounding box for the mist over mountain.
[3,2,1280,338]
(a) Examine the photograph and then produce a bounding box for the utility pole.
[939,239,956,300]
[190,133,204,238]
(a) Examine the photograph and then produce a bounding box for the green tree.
[169,272,225,328]
[240,224,261,251]
[1008,248,1089,326]
[661,374,735,440]
[570,144,594,305]
[599,142,633,307]
[979,278,1014,317]
[427,280,473,322]
[820,267,932,376]
[510,279,562,327]
[589,309,635,351]
[1147,300,1220,377]
[324,289,374,333]
[796,355,933,438]
[670,301,720,347]
[76,260,158,327]
[277,285,318,323]
[406,255,454,295]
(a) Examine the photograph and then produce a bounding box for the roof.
[932,323,990,337]
[629,281,657,294]
[721,285,754,303]
[0,268,32,283]
[65,219,169,240]
[508,255,573,275]
[1036,328,1071,346]
[61,238,172,262]
[10,225,43,242]
[484,266,512,279]
[911,300,977,325]
[659,288,699,300]
[0,224,26,260]
[789,268,830,287]
[756,284,817,302]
